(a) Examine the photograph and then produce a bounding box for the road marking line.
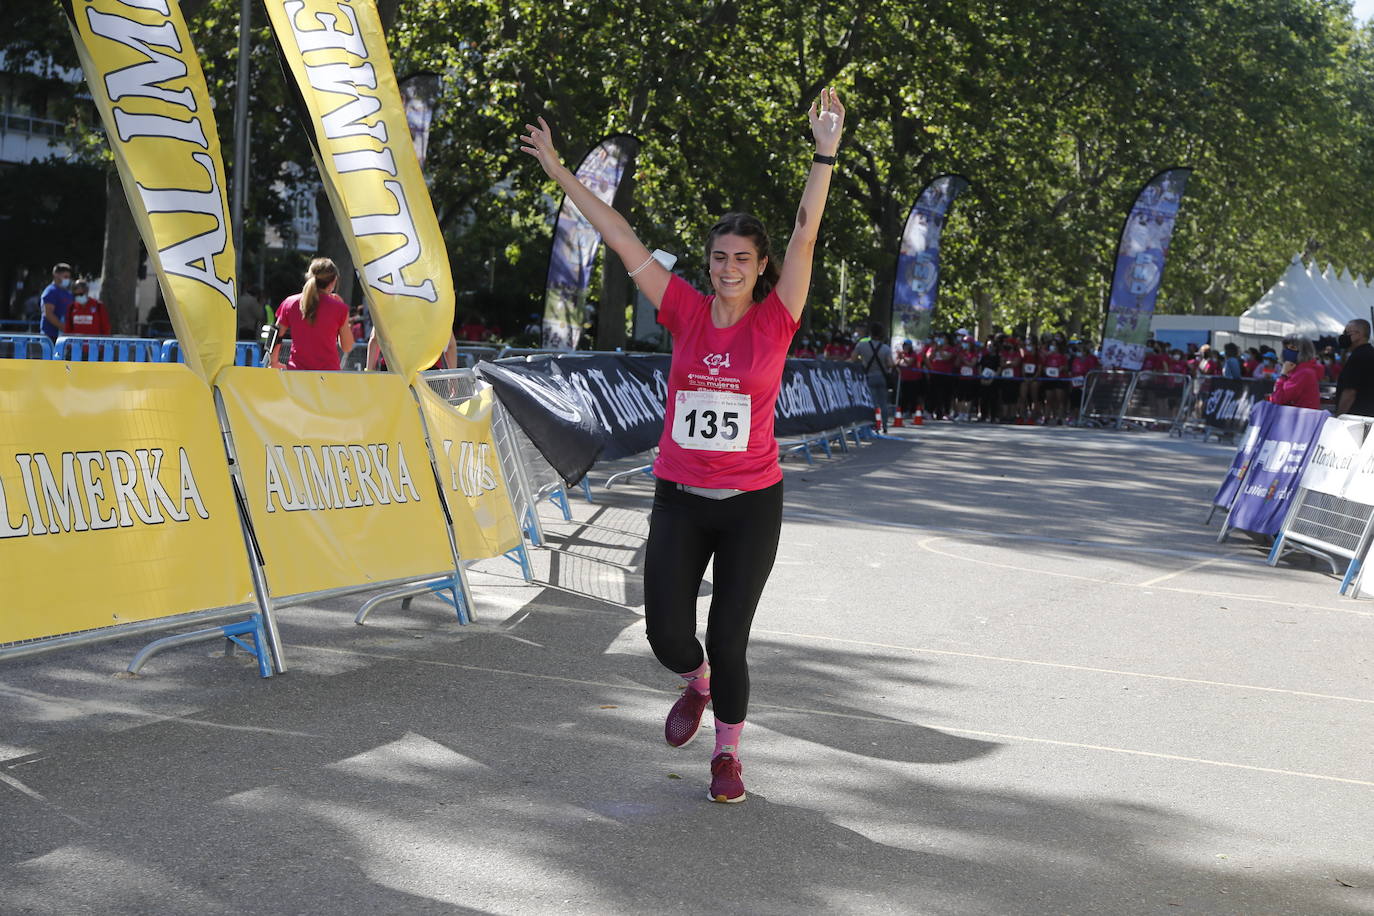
[917,536,1374,619]
[1137,557,1218,587]
[287,644,1373,789]
[751,628,1374,706]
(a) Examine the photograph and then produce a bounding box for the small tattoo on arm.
[797,206,808,228]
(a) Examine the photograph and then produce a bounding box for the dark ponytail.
[704,212,779,302]
[301,257,338,324]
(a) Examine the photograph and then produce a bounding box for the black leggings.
[643,478,784,724]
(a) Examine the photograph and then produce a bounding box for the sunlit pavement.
[2,422,1370,915]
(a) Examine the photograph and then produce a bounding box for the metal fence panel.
[1077,370,1137,427]
[1122,371,1192,429]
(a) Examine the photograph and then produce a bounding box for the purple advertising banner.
[542,135,638,350]
[1211,400,1273,510]
[891,175,969,344]
[1224,404,1328,536]
[1101,168,1191,370]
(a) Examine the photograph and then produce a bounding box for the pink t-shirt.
[277,292,349,370]
[652,275,799,490]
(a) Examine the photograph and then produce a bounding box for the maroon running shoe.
[664,687,710,747]
[708,753,746,803]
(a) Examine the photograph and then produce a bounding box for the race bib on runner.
[1072,376,1085,387]
[1000,368,1015,378]
[1045,366,1059,378]
[672,390,751,452]
[981,368,995,379]
[1024,363,1037,374]
[960,366,974,377]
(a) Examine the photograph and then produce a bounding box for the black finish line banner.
[491,354,874,464]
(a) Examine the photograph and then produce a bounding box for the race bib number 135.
[672,390,751,452]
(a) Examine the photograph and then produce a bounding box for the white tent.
[1336,267,1374,323]
[1352,270,1374,318]
[1237,255,1359,341]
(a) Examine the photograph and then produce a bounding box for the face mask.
[1339,333,1353,349]
[1282,348,1299,363]
[59,277,70,288]
[961,341,971,349]
[75,295,88,305]
[1048,345,1058,353]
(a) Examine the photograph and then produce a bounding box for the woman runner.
[521,89,845,803]
[270,257,354,371]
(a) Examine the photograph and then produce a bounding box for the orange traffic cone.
[915,408,926,426]
[873,407,883,432]
[893,407,905,427]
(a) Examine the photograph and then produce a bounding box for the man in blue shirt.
[40,262,74,343]
[1221,342,1244,380]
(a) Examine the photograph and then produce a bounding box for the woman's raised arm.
[520,117,670,309]
[775,89,846,322]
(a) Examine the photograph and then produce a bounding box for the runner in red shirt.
[997,340,1022,421]
[1018,337,1041,423]
[522,88,847,804]
[954,336,981,419]
[269,257,354,371]
[1069,345,1100,420]
[1040,341,1070,424]
[925,334,957,419]
[895,339,924,419]
[1141,342,1168,373]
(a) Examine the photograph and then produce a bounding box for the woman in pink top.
[1269,337,1323,410]
[270,257,354,371]
[522,90,846,804]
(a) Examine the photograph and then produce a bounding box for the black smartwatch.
[813,153,837,166]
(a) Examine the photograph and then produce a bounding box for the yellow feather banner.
[62,0,237,383]
[264,0,454,381]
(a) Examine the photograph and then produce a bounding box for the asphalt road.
[1,422,1370,915]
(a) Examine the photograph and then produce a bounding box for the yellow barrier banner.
[216,367,454,597]
[63,0,237,383]
[415,384,522,561]
[0,362,253,645]
[265,0,453,381]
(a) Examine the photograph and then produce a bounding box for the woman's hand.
[520,117,566,179]
[1282,360,1296,375]
[808,87,845,156]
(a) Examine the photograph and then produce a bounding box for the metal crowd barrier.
[1120,372,1193,430]
[354,368,540,625]
[1174,376,1276,441]
[160,339,265,367]
[1268,416,1374,594]
[0,334,53,359]
[53,334,162,362]
[1077,369,1138,428]
[457,345,501,366]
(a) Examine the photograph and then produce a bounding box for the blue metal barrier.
[159,339,264,367]
[53,335,162,362]
[0,334,54,359]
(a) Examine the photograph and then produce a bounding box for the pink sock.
[678,659,710,696]
[714,719,744,759]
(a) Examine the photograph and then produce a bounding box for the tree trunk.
[975,289,994,339]
[99,168,140,334]
[596,141,640,352]
[868,198,902,331]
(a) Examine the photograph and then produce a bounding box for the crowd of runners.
[797,329,1348,426]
